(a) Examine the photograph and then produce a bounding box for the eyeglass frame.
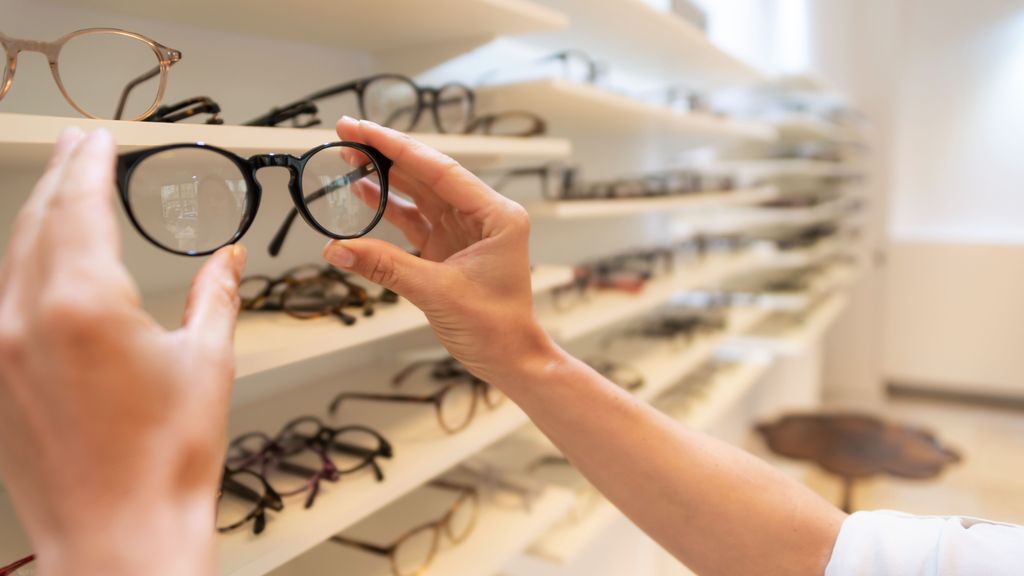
[226,430,341,510]
[115,141,392,257]
[329,480,480,576]
[0,28,181,121]
[246,73,476,134]
[217,467,285,535]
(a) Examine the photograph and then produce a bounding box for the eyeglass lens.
[394,526,441,576]
[127,147,249,254]
[57,31,163,120]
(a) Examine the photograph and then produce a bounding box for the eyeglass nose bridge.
[6,38,61,60]
[248,153,301,171]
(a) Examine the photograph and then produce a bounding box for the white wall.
[883,0,1024,398]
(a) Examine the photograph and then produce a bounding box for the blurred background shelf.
[272,485,575,576]
[0,113,573,168]
[476,80,776,147]
[726,293,849,357]
[522,0,763,89]
[526,186,778,219]
[51,0,568,75]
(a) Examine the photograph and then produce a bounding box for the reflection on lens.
[301,145,382,238]
[435,83,472,133]
[446,493,478,542]
[128,147,248,255]
[217,471,265,530]
[363,75,419,131]
[326,428,382,473]
[58,30,162,119]
[393,526,438,576]
[438,382,476,433]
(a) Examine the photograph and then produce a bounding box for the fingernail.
[90,127,112,144]
[231,244,247,276]
[340,115,358,125]
[325,242,356,268]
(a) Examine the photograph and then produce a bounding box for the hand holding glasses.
[116,141,392,256]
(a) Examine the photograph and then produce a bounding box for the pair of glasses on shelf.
[1,28,180,120]
[329,357,505,434]
[331,480,478,576]
[240,264,398,325]
[246,73,546,137]
[693,233,752,256]
[218,416,392,534]
[618,312,728,342]
[479,49,609,87]
[116,140,392,257]
[763,223,838,251]
[493,164,737,202]
[549,247,676,311]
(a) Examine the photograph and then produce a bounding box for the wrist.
[36,493,217,576]
[486,320,573,393]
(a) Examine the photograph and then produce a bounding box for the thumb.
[182,244,247,352]
[324,239,440,306]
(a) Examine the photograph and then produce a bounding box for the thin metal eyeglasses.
[0,28,181,120]
[115,141,392,257]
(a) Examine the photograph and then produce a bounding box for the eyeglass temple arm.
[247,80,359,126]
[0,555,35,576]
[329,535,392,556]
[267,162,379,257]
[114,65,161,120]
[327,391,434,415]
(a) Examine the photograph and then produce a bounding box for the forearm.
[497,333,845,576]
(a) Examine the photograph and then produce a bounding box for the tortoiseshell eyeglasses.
[0,28,181,120]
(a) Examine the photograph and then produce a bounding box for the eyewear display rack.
[0,1,868,576]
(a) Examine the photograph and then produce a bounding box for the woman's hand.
[0,128,245,576]
[325,117,557,384]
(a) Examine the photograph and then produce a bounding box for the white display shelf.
[751,238,842,269]
[511,354,773,568]
[145,265,572,381]
[211,359,549,576]
[736,196,858,228]
[52,0,568,55]
[526,186,778,220]
[628,306,772,404]
[770,114,862,144]
[749,265,855,313]
[664,355,773,431]
[0,113,573,167]
[727,294,849,357]
[524,0,763,88]
[720,158,863,179]
[273,485,575,576]
[541,251,762,342]
[476,80,776,146]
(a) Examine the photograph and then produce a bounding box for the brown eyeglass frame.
[330,481,479,576]
[0,28,181,120]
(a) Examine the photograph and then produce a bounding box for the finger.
[352,182,431,248]
[0,128,87,302]
[336,116,503,214]
[323,238,445,307]
[41,129,119,258]
[182,244,247,353]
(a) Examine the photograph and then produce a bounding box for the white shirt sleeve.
[825,510,1024,576]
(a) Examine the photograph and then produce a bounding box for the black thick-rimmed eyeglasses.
[246,73,475,134]
[116,141,392,257]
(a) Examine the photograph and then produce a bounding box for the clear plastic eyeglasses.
[0,28,181,120]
